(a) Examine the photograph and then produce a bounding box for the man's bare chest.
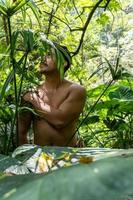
[38,88,69,108]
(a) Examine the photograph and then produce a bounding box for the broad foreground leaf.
[11,144,131,174]
[1,155,133,200]
[0,154,29,174]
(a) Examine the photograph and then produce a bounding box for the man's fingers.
[21,86,38,96]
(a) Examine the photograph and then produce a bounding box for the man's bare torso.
[33,80,78,146]
[19,79,86,147]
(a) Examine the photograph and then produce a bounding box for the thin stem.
[7,17,18,153]
[18,53,28,104]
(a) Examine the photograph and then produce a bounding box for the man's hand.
[23,91,41,106]
[23,91,38,103]
[23,89,50,113]
[23,87,42,103]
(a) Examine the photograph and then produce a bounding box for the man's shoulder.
[64,80,86,96]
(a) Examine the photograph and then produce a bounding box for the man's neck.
[44,73,63,91]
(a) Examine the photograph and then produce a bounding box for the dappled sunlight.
[4,188,16,199]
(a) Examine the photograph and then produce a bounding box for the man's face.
[39,48,57,74]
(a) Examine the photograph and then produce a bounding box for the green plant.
[0,0,132,153]
[0,0,41,154]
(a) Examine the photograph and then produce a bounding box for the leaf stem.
[7,17,18,153]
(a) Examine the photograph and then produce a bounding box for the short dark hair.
[54,43,72,72]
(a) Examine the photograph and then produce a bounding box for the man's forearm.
[35,105,67,129]
[36,107,61,125]
[28,94,70,128]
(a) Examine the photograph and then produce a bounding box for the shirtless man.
[18,45,86,147]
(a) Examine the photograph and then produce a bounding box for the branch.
[70,27,83,32]
[104,0,111,11]
[72,0,104,57]
[43,10,71,31]
[75,5,109,20]
[72,0,83,23]
[46,7,54,38]
[46,0,61,38]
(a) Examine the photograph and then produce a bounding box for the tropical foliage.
[0,0,133,153]
[0,0,133,199]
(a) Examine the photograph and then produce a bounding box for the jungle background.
[0,1,133,200]
[0,0,133,155]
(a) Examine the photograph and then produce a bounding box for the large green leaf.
[55,46,65,79]
[1,155,133,200]
[0,0,28,17]
[0,3,7,15]
[0,154,29,174]
[10,145,133,175]
[94,99,133,113]
[0,173,41,198]
[12,0,29,14]
[40,36,66,79]
[11,31,19,55]
[80,115,100,125]
[0,0,41,26]
[0,70,13,102]
[96,13,110,26]
[27,0,41,28]
[0,154,18,171]
[109,86,133,100]
[89,86,133,114]
[12,144,115,162]
[20,29,35,52]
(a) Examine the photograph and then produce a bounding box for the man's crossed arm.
[23,85,86,129]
